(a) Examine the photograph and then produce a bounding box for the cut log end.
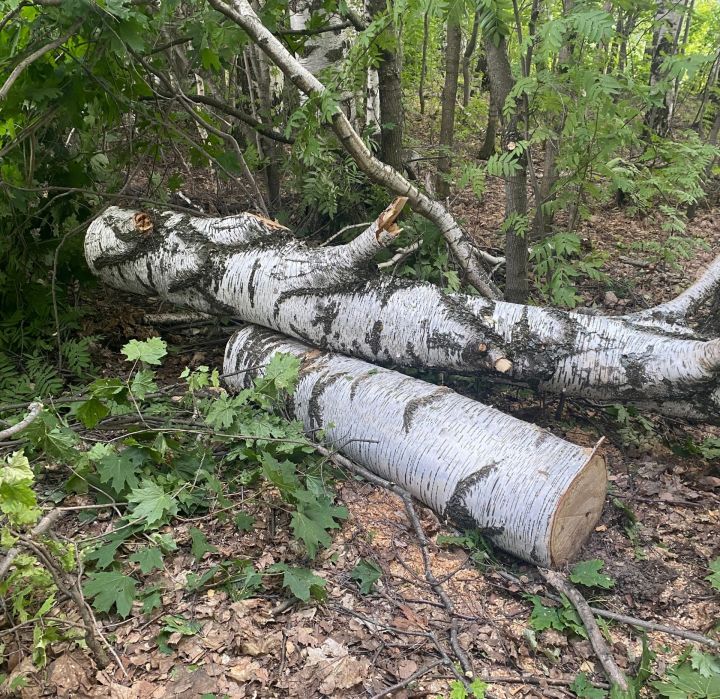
[549,451,607,566]
[494,358,512,373]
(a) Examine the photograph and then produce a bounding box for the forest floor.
[5,144,720,698]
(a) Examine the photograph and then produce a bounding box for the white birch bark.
[207,0,502,298]
[224,325,607,566]
[85,205,720,422]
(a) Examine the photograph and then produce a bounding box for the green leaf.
[83,572,137,618]
[570,672,608,699]
[85,532,130,569]
[76,397,110,429]
[97,447,146,493]
[130,369,157,400]
[706,558,720,592]
[127,482,178,527]
[290,495,347,558]
[350,559,382,594]
[141,586,163,614]
[569,560,615,589]
[234,511,255,533]
[271,565,327,602]
[256,353,300,396]
[189,527,218,561]
[129,546,164,574]
[0,451,40,526]
[121,338,167,365]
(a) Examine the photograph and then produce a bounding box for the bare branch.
[0,402,43,441]
[0,20,81,101]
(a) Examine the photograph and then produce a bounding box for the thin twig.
[0,20,81,100]
[497,569,719,649]
[539,569,628,691]
[0,510,63,580]
[369,658,445,699]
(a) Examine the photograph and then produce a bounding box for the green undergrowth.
[0,337,347,671]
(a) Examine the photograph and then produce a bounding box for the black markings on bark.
[313,299,341,337]
[366,320,384,356]
[307,371,347,429]
[620,352,651,389]
[349,371,376,401]
[444,463,504,534]
[402,386,453,433]
[247,257,262,308]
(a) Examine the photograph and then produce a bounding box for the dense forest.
[0,0,719,696]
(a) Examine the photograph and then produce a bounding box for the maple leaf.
[97,447,146,493]
[291,494,347,558]
[83,572,137,618]
[127,481,178,526]
[269,564,326,602]
[121,337,167,365]
[350,559,382,594]
[569,559,615,589]
[76,397,110,429]
[189,527,218,561]
[129,546,164,574]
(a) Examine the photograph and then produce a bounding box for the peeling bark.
[86,204,720,422]
[224,325,607,566]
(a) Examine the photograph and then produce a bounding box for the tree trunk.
[419,11,429,115]
[367,0,404,171]
[478,77,497,160]
[435,17,462,199]
[85,204,720,422]
[225,325,607,566]
[485,35,529,303]
[645,1,683,136]
[462,11,481,107]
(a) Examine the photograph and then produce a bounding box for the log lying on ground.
[85,204,720,421]
[224,325,607,566]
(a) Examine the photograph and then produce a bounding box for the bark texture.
[85,205,720,422]
[435,17,461,199]
[485,36,529,303]
[224,325,607,566]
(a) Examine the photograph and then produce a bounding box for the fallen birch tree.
[224,325,607,566]
[85,202,720,422]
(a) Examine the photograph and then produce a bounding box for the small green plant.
[652,648,720,698]
[1,336,348,667]
[569,559,615,590]
[440,678,487,699]
[350,558,383,594]
[706,558,720,593]
[530,232,607,308]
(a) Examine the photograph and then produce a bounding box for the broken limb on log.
[86,205,720,421]
[84,202,511,375]
[206,0,501,299]
[224,325,607,566]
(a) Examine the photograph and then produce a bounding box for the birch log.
[85,204,720,422]
[224,325,607,566]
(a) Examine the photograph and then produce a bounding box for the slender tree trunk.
[462,11,481,107]
[367,0,404,171]
[419,11,429,115]
[478,86,498,160]
[485,35,529,303]
[435,16,462,199]
[645,1,683,135]
[225,325,607,566]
